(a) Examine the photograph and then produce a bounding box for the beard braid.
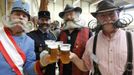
[62,20,83,30]
[2,16,31,32]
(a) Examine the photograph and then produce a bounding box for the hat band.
[97,8,119,13]
[12,7,29,14]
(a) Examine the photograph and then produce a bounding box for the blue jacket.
[0,33,37,75]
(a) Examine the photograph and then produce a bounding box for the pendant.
[68,36,71,40]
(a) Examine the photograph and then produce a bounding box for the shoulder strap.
[93,34,98,54]
[123,31,133,75]
[92,34,101,75]
[92,31,133,75]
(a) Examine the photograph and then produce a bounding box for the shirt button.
[76,45,78,48]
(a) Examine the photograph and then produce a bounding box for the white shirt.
[82,29,134,75]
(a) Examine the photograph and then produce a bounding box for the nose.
[42,20,49,24]
[102,15,112,22]
[19,14,24,20]
[65,15,73,21]
[107,16,112,20]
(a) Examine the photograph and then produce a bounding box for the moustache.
[10,19,26,27]
[64,17,80,22]
[62,20,83,30]
[101,21,115,26]
[39,23,50,26]
[7,19,31,32]
[2,16,33,32]
[39,23,50,28]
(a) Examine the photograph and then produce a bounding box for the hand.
[69,52,78,62]
[39,50,51,67]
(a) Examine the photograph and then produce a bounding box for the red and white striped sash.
[0,27,26,75]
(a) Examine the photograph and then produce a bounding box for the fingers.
[69,52,77,61]
[40,50,50,66]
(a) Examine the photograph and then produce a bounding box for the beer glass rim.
[48,43,58,49]
[60,44,71,51]
[56,41,63,45]
[45,40,55,45]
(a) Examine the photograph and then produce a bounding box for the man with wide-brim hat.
[58,4,92,75]
[91,0,122,18]
[59,4,82,19]
[69,0,134,75]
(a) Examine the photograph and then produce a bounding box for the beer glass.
[56,41,63,50]
[60,44,71,64]
[48,43,59,63]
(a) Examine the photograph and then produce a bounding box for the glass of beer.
[48,43,59,63]
[60,44,71,64]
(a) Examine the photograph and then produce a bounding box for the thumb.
[40,50,50,66]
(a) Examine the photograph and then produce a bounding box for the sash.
[0,27,26,75]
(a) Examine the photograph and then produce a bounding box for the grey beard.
[62,21,83,30]
[2,16,31,32]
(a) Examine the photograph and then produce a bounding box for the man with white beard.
[57,4,92,75]
[0,1,52,75]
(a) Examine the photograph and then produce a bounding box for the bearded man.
[0,1,51,75]
[57,4,92,75]
[27,11,57,75]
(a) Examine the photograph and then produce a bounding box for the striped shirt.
[82,29,134,75]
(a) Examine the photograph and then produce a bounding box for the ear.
[116,10,120,17]
[75,12,80,17]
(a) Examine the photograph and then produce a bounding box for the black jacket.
[27,29,57,75]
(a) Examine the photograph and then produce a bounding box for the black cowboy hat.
[38,11,50,19]
[91,0,123,17]
[59,4,82,18]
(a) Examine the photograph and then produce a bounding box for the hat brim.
[59,7,82,18]
[39,16,50,19]
[91,7,122,17]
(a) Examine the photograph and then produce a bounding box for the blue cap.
[11,1,30,20]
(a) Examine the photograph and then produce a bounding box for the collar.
[38,29,49,34]
[100,29,121,41]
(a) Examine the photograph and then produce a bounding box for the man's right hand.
[39,50,51,67]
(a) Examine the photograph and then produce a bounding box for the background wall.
[0,0,134,28]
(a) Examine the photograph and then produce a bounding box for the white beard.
[62,20,84,30]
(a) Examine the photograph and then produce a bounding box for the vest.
[59,27,90,75]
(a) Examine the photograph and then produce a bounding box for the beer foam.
[48,44,58,49]
[60,44,71,51]
[45,40,55,45]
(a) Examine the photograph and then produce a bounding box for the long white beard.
[2,16,33,32]
[62,20,84,30]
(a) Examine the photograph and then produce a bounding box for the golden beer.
[48,44,59,63]
[60,44,71,64]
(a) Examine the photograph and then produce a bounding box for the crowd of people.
[0,0,134,75]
